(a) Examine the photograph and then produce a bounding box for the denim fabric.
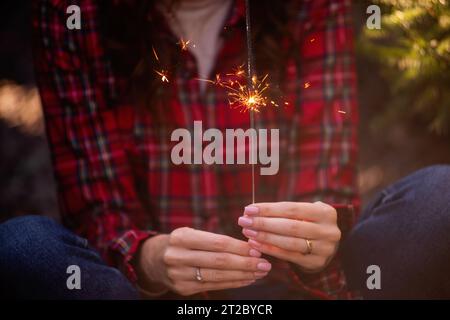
[0,215,138,299]
[342,165,450,299]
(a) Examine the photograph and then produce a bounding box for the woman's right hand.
[136,227,272,296]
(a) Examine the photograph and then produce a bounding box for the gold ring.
[195,267,203,282]
[305,239,313,255]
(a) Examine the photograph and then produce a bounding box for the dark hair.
[101,0,296,114]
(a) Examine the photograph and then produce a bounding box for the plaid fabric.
[32,0,359,299]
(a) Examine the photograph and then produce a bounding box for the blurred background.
[0,0,449,223]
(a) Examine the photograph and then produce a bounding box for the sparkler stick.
[245,0,256,204]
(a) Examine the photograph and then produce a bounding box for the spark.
[196,73,222,86]
[226,64,245,78]
[338,110,346,114]
[214,73,222,85]
[178,38,191,51]
[152,46,159,62]
[310,37,316,43]
[304,82,311,89]
[155,70,169,83]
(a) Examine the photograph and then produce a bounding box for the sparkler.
[159,1,282,204]
[196,1,275,203]
[245,0,256,203]
[152,23,276,202]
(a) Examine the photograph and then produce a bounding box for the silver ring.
[195,267,203,282]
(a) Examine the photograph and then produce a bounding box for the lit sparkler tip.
[195,65,274,113]
[247,95,257,105]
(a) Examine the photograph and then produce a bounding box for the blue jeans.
[1,165,449,299]
[342,165,450,299]
[0,215,138,299]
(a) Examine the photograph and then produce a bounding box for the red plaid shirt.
[33,0,359,299]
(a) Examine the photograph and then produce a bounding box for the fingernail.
[249,248,261,257]
[244,205,259,215]
[257,262,272,272]
[254,271,268,278]
[248,239,261,248]
[243,228,258,238]
[243,280,256,285]
[238,216,253,227]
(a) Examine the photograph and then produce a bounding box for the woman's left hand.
[237,201,341,273]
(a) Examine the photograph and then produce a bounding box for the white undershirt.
[159,0,233,92]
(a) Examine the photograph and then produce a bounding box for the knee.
[411,165,450,218]
[342,165,450,297]
[417,164,450,233]
[0,215,61,267]
[0,215,59,241]
[415,165,450,190]
[382,165,450,215]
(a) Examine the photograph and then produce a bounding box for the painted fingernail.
[244,205,259,215]
[249,248,261,257]
[238,216,253,227]
[243,228,258,238]
[257,262,272,272]
[254,271,268,278]
[248,239,261,248]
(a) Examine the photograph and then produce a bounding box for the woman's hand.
[238,202,341,273]
[135,227,272,296]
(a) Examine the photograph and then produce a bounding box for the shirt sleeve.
[32,0,155,283]
[277,0,360,299]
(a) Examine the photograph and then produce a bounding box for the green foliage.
[359,0,450,135]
